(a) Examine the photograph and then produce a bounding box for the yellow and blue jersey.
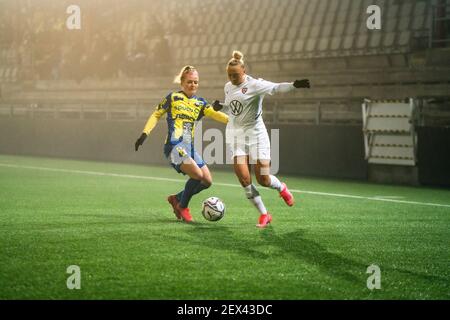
[142,91,228,145]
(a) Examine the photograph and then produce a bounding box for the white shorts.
[226,124,271,162]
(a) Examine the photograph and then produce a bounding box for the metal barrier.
[0,99,364,125]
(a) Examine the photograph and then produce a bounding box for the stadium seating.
[165,0,432,63]
[0,0,449,126]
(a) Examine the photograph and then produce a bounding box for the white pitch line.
[289,189,450,208]
[372,196,405,199]
[1,163,450,209]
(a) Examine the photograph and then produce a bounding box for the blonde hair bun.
[233,50,244,61]
[227,50,245,67]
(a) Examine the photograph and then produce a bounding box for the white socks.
[251,195,268,215]
[243,177,283,215]
[244,184,268,215]
[269,175,283,192]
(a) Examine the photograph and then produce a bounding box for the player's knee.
[256,175,271,187]
[202,177,212,188]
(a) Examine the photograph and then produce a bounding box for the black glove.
[212,100,224,111]
[294,79,311,89]
[135,133,147,151]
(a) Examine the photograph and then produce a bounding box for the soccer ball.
[202,197,226,222]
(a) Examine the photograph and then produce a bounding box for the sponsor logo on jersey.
[175,114,195,121]
[230,100,244,116]
[174,103,200,115]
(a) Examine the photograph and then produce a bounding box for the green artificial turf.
[0,155,449,299]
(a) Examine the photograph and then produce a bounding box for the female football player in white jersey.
[214,51,310,228]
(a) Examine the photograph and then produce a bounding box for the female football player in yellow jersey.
[134,65,228,223]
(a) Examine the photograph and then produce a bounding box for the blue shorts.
[164,142,205,175]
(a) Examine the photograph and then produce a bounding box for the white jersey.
[223,75,295,160]
[224,75,279,130]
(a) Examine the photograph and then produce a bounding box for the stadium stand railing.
[1,0,449,126]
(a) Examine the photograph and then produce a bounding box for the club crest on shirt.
[242,87,248,94]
